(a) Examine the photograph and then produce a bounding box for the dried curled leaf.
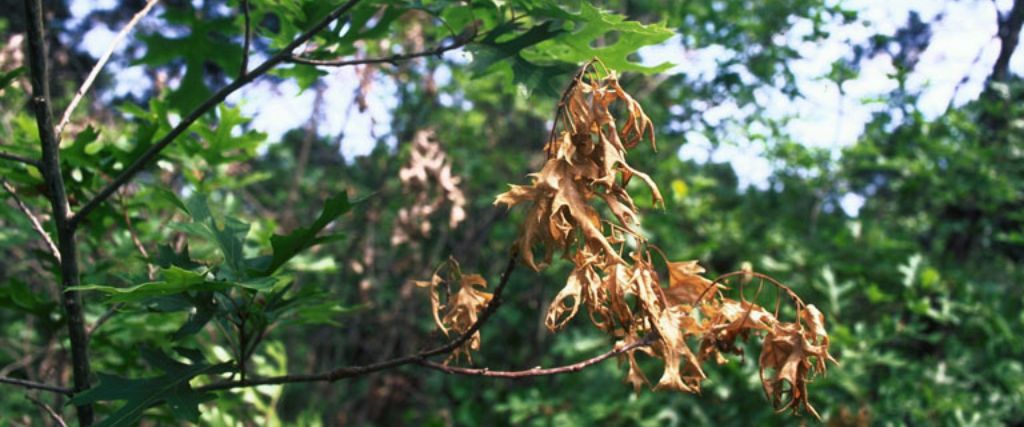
[415,259,493,362]
[665,260,717,306]
[697,298,777,363]
[413,274,447,335]
[545,256,592,331]
[651,305,706,393]
[494,69,662,271]
[758,305,837,418]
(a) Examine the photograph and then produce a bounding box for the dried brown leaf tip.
[415,258,492,363]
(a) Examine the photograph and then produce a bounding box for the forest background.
[1,0,1023,425]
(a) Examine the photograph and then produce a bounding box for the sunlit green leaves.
[523,2,674,73]
[192,105,268,164]
[71,267,229,304]
[247,192,352,276]
[136,7,243,112]
[471,21,576,96]
[470,1,673,95]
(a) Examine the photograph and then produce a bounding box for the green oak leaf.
[0,66,24,89]
[525,2,675,73]
[247,193,352,276]
[70,267,230,303]
[183,194,250,278]
[135,8,243,112]
[70,348,230,427]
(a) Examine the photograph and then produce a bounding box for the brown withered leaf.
[603,263,635,331]
[495,70,661,271]
[651,304,706,393]
[607,75,656,150]
[413,274,447,335]
[802,304,838,368]
[759,322,813,416]
[618,337,651,393]
[415,262,493,363]
[758,305,836,419]
[443,274,492,362]
[698,298,777,364]
[545,252,600,331]
[664,260,717,306]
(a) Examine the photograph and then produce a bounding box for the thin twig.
[0,150,41,168]
[545,60,598,156]
[946,34,996,112]
[55,0,160,138]
[119,192,156,279]
[0,377,72,395]
[419,336,652,378]
[70,0,364,228]
[25,394,69,427]
[0,339,58,378]
[238,0,251,78]
[695,271,806,313]
[86,305,121,342]
[2,179,61,262]
[22,0,93,423]
[196,252,517,392]
[286,29,475,67]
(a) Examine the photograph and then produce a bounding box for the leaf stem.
[0,376,72,395]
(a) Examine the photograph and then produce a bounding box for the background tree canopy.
[1,0,1022,425]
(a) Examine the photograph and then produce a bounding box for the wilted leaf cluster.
[415,258,493,363]
[420,63,837,418]
[392,130,467,246]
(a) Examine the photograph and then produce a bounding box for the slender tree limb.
[418,337,653,378]
[55,0,160,139]
[0,377,72,396]
[25,394,69,427]
[946,34,996,112]
[0,339,58,378]
[287,30,475,67]
[992,0,1024,83]
[239,0,252,78]
[119,193,157,280]
[196,252,517,392]
[2,179,61,262]
[69,0,364,228]
[23,0,94,424]
[86,305,122,342]
[0,150,40,168]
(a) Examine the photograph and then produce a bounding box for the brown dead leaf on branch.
[416,60,837,419]
[414,258,492,363]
